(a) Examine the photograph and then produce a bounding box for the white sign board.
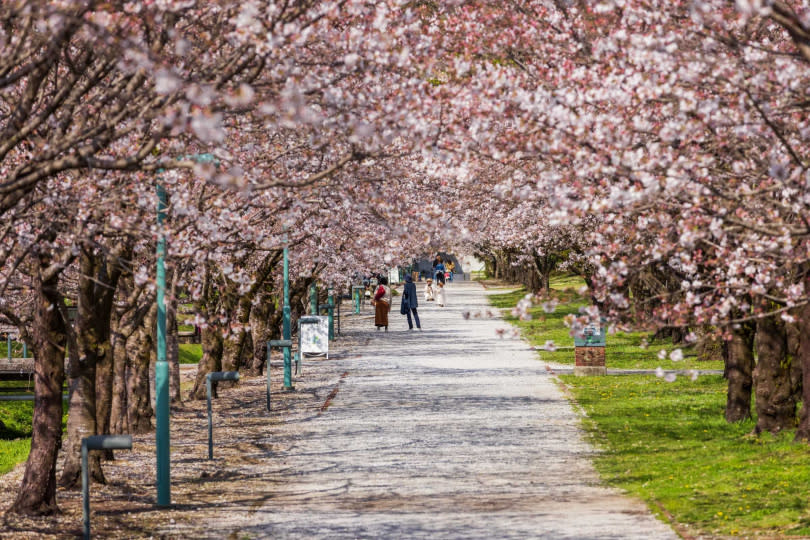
[300,316,329,357]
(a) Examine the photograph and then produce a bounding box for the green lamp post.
[155,182,170,506]
[282,235,293,391]
[155,153,215,507]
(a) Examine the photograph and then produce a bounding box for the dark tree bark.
[245,295,277,375]
[109,307,130,435]
[724,322,755,423]
[167,267,181,403]
[110,280,145,434]
[190,326,223,399]
[754,314,797,434]
[127,304,156,434]
[220,291,252,384]
[795,301,810,440]
[9,255,67,515]
[60,246,125,488]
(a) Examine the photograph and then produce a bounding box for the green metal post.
[353,286,363,314]
[6,335,10,360]
[309,283,318,315]
[155,183,170,506]
[327,290,335,340]
[282,246,293,390]
[22,341,27,358]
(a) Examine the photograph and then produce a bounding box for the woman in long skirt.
[373,276,392,331]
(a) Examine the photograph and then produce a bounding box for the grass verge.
[490,273,810,537]
[487,276,721,371]
[559,374,810,537]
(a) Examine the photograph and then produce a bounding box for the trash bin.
[574,324,606,376]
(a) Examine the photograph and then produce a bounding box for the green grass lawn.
[179,343,202,364]
[490,273,810,537]
[561,374,810,537]
[1,400,41,475]
[0,381,67,475]
[487,277,722,371]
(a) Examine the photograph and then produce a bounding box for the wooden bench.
[178,330,200,344]
[0,358,34,380]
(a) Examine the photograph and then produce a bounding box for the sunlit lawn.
[0,389,65,476]
[489,273,810,537]
[179,343,202,364]
[562,375,810,537]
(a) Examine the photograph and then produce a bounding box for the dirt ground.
[0,334,363,539]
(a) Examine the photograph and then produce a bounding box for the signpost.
[299,315,329,360]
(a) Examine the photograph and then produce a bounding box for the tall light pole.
[155,182,170,507]
[282,230,293,390]
[155,153,215,507]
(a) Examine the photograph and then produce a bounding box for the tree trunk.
[190,327,223,399]
[220,292,252,385]
[9,260,67,515]
[697,327,724,363]
[245,298,275,375]
[754,315,797,434]
[794,303,810,440]
[168,268,181,403]
[109,316,130,435]
[110,278,149,434]
[724,322,755,423]
[60,350,102,488]
[61,247,123,488]
[128,305,156,434]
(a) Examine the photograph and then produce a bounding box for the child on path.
[424,278,435,302]
[436,281,446,307]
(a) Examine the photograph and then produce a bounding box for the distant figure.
[373,276,392,331]
[434,257,446,285]
[436,281,446,307]
[400,275,421,330]
[446,260,455,282]
[424,278,435,302]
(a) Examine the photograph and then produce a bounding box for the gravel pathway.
[202,280,677,539]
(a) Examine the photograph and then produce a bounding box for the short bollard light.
[266,340,292,410]
[82,435,132,540]
[206,371,239,460]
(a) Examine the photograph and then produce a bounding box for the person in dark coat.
[400,274,421,330]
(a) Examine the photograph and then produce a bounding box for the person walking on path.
[435,280,446,307]
[400,274,421,330]
[373,276,392,331]
[446,260,455,282]
[434,257,446,285]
